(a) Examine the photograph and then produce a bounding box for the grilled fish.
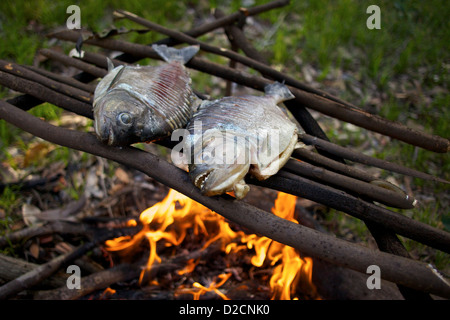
[185,82,300,199]
[93,44,200,146]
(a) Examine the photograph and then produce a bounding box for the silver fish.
[185,82,300,199]
[93,44,200,146]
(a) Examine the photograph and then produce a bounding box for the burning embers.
[105,189,319,300]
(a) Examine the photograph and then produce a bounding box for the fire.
[105,189,319,300]
[176,273,232,300]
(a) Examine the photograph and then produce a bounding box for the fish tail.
[152,44,200,64]
[264,81,295,102]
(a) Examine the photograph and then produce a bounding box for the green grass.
[267,1,449,87]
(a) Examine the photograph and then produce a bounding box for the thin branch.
[48,29,450,153]
[34,262,139,300]
[1,101,449,298]
[39,48,107,79]
[2,61,444,185]
[284,159,415,209]
[76,51,131,70]
[24,65,96,93]
[250,170,450,254]
[115,8,351,107]
[0,91,447,251]
[299,133,449,184]
[0,226,140,299]
[0,70,93,118]
[215,22,435,300]
[293,148,376,182]
[34,242,222,300]
[0,59,93,104]
[214,9,344,163]
[0,221,90,248]
[0,253,68,289]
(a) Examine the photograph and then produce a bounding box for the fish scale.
[185,82,299,200]
[93,45,200,146]
[151,63,192,129]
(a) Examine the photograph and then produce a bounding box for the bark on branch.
[1,100,449,298]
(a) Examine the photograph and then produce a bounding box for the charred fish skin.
[186,82,299,199]
[93,45,200,146]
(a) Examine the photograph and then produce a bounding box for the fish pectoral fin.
[295,141,306,149]
[233,180,250,200]
[252,133,299,180]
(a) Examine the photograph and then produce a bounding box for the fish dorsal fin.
[152,44,200,64]
[264,81,295,103]
[106,57,115,72]
[106,65,126,91]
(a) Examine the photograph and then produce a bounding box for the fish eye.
[118,112,132,125]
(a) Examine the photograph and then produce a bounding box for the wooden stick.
[0,253,68,289]
[76,51,131,70]
[3,63,443,186]
[213,19,430,300]
[24,65,97,93]
[116,8,351,107]
[293,148,376,182]
[214,9,344,163]
[0,243,93,299]
[2,53,444,185]
[1,101,449,298]
[0,98,448,251]
[0,221,91,248]
[0,70,93,118]
[34,242,222,300]
[39,48,107,78]
[252,170,450,253]
[299,133,449,184]
[33,261,140,300]
[0,85,439,246]
[47,29,450,153]
[284,159,415,209]
[0,226,140,299]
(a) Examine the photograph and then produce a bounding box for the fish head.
[187,132,250,199]
[93,91,158,146]
[189,162,250,199]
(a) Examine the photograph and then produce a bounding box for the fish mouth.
[106,127,115,146]
[192,164,249,197]
[194,170,212,191]
[94,117,116,146]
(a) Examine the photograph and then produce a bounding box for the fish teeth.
[194,171,211,189]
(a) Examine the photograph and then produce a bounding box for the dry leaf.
[39,235,53,244]
[115,167,130,184]
[22,203,42,226]
[23,142,54,167]
[29,243,40,259]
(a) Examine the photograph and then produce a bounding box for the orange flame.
[105,189,318,300]
[176,273,232,300]
[99,287,116,300]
